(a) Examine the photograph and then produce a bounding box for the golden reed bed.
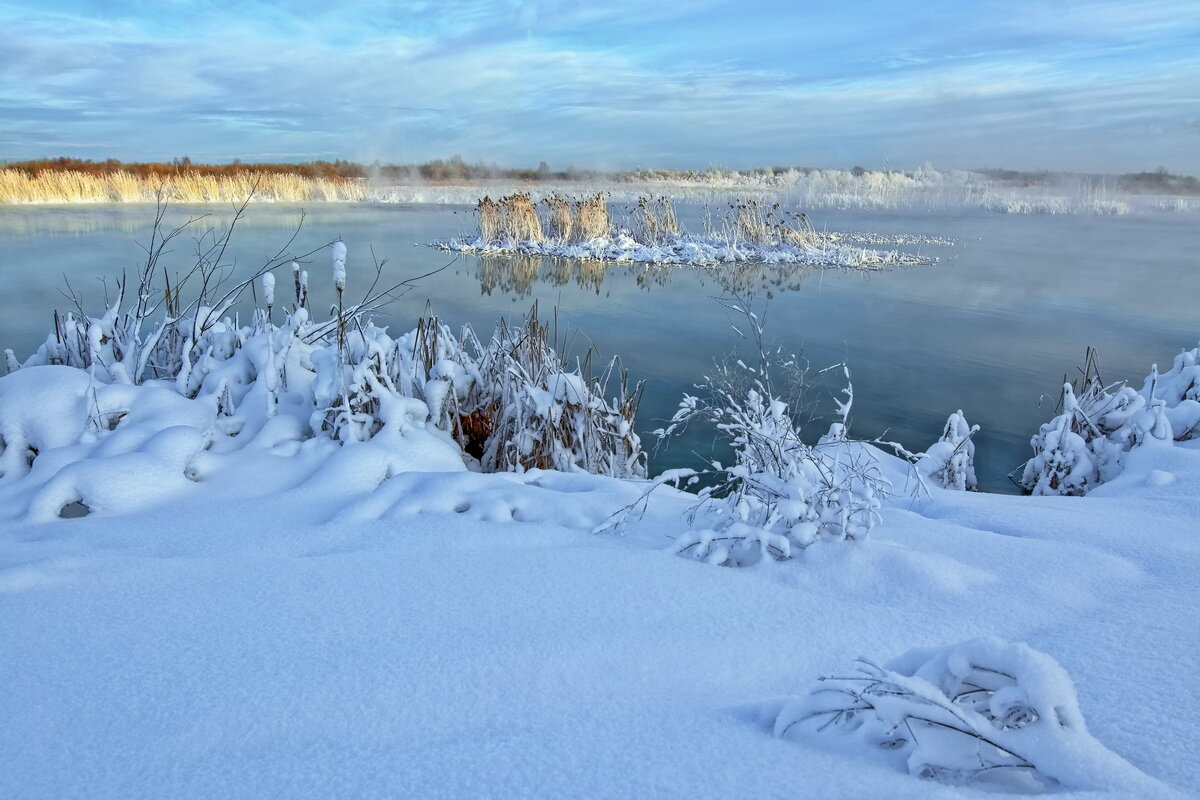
[0,169,367,204]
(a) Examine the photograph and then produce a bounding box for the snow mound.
[775,638,1167,794]
[332,468,648,530]
[1021,344,1200,495]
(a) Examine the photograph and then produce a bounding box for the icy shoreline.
[433,231,942,269]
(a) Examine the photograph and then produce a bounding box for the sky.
[1,0,1198,173]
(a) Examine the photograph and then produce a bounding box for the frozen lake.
[1,202,1196,492]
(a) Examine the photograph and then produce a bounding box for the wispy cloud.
[1,0,1197,171]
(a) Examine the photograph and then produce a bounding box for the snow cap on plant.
[262,272,275,309]
[331,241,347,293]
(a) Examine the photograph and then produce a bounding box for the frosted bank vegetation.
[1,206,1198,798]
[4,162,1198,216]
[434,194,948,269]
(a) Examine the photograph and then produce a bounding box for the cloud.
[0,0,1197,171]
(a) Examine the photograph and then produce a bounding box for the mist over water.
[1,202,1195,493]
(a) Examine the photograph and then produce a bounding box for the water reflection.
[472,252,814,297]
[3,203,1197,494]
[476,254,609,296]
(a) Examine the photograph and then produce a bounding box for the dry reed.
[499,193,543,242]
[477,196,502,243]
[574,193,610,240]
[725,199,816,246]
[0,169,366,204]
[629,196,679,244]
[542,194,574,242]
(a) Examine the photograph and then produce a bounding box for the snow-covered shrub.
[916,410,978,491]
[472,306,645,477]
[655,300,888,566]
[1147,345,1200,440]
[775,638,1129,793]
[1020,345,1197,495]
[6,204,646,490]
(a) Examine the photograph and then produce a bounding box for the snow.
[2,352,1200,797]
[434,230,940,269]
[331,240,347,292]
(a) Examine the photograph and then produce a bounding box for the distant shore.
[2,164,1198,215]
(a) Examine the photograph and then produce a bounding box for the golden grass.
[500,193,543,242]
[542,194,574,242]
[0,169,367,204]
[477,196,502,242]
[726,199,816,246]
[574,193,609,241]
[472,191,611,244]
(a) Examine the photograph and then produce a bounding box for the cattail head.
[262,272,275,308]
[331,241,347,293]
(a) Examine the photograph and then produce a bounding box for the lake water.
[1,202,1196,493]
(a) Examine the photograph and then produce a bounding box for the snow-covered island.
[432,194,949,269]
[1,232,1198,799]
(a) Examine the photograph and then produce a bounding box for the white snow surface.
[434,230,939,269]
[1,365,1198,798]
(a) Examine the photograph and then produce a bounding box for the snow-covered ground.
[434,230,945,269]
[1,358,1198,797]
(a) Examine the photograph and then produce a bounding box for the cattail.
[331,241,347,293]
[292,261,302,306]
[299,270,309,309]
[498,193,542,242]
[477,196,501,243]
[543,194,573,242]
[262,272,276,316]
[575,193,609,240]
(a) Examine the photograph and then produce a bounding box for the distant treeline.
[980,166,1200,195]
[3,157,1197,193]
[0,156,602,183]
[3,157,368,180]
[373,156,602,182]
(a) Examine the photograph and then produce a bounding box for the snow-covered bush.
[472,307,644,477]
[916,410,978,491]
[654,300,888,566]
[1021,345,1198,495]
[4,204,646,496]
[775,638,1130,793]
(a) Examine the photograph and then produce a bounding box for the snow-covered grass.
[366,167,1176,217]
[5,165,1195,217]
[0,168,366,204]
[1,209,1199,797]
[1,354,1197,796]
[435,194,944,269]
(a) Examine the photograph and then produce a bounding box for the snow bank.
[775,638,1168,794]
[1021,345,1200,495]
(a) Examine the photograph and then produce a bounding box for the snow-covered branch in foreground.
[652,300,890,565]
[433,194,944,269]
[1021,345,1200,495]
[775,638,1159,794]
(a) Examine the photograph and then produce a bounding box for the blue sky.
[1,0,1198,172]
